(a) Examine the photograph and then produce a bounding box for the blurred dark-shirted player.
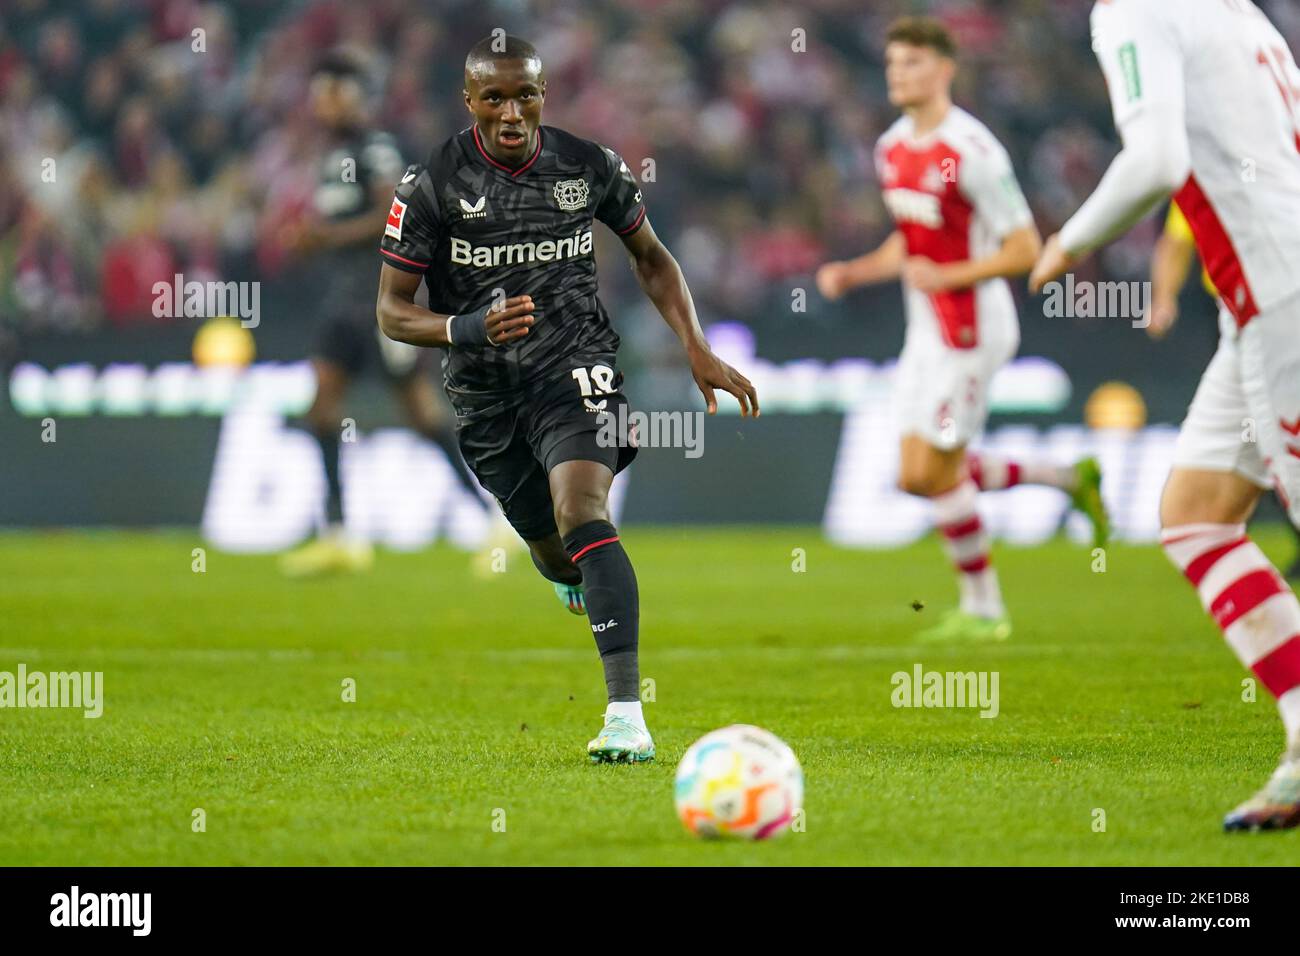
[279,50,487,578]
[376,36,758,762]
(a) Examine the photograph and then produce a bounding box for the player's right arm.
[815,231,906,301]
[375,164,532,348]
[376,265,534,348]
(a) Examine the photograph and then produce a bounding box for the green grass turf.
[1,526,1298,866]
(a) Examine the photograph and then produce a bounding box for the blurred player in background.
[1030,0,1300,830]
[1148,203,1300,581]
[817,16,1108,644]
[375,36,757,762]
[279,50,489,578]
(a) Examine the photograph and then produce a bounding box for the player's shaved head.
[464,34,544,87]
[463,34,546,167]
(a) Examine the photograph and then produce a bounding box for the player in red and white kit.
[818,16,1108,643]
[1030,0,1300,830]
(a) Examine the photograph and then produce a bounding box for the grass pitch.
[1,526,1297,866]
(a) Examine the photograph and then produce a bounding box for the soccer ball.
[674,724,803,840]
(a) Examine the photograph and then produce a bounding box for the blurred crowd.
[4,0,1300,353]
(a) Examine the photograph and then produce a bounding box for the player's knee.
[552,489,609,538]
[1158,496,1193,532]
[306,403,340,435]
[397,392,440,434]
[1286,496,1300,532]
[898,469,943,498]
[897,473,926,497]
[1159,469,1260,529]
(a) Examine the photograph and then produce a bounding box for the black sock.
[417,419,484,504]
[563,520,639,702]
[316,430,343,525]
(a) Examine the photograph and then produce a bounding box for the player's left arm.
[620,220,758,418]
[1030,2,1189,292]
[595,144,757,416]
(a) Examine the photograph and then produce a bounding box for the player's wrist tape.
[446,304,499,348]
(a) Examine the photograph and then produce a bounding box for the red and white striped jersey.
[1061,0,1300,328]
[875,106,1033,349]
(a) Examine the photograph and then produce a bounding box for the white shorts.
[894,310,1018,450]
[1173,296,1300,522]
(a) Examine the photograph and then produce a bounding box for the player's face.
[311,74,364,129]
[884,42,953,110]
[464,59,545,164]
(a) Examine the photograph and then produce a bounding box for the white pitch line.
[482,643,1110,663]
[0,642,1180,666]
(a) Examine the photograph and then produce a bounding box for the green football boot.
[1071,457,1110,550]
[554,581,586,615]
[587,714,655,764]
[915,609,1012,643]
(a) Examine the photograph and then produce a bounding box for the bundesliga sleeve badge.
[384,196,407,241]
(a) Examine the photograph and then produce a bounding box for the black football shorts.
[314,306,430,383]
[456,358,638,541]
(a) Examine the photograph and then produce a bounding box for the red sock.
[1163,523,1300,745]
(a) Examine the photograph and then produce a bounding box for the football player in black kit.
[376,36,758,762]
[280,50,488,578]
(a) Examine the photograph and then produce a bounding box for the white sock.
[606,700,645,728]
[932,479,1005,619]
[967,452,1075,492]
[957,567,1004,620]
[1280,686,1300,757]
[1023,462,1077,491]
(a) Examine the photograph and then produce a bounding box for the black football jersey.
[314,128,405,225]
[378,125,647,411]
[313,128,404,301]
